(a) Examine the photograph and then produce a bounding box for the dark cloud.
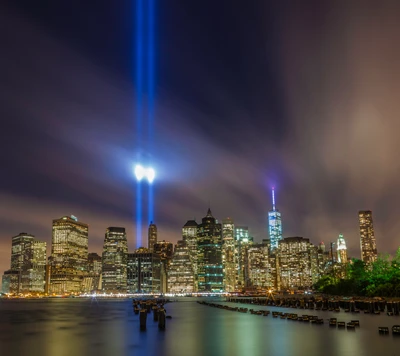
[1,1,400,286]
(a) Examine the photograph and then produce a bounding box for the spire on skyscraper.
[271,187,276,211]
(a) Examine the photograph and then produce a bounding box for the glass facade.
[196,209,223,292]
[148,223,157,252]
[359,210,378,265]
[336,233,348,264]
[278,237,313,290]
[222,218,237,292]
[50,216,88,294]
[167,240,195,293]
[127,249,161,293]
[102,227,128,292]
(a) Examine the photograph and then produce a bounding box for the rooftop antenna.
[272,187,276,211]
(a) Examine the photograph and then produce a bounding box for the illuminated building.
[127,248,161,293]
[102,227,128,292]
[196,208,224,292]
[268,187,283,251]
[182,220,198,287]
[167,240,195,293]
[153,240,174,261]
[359,210,378,265]
[246,243,277,291]
[222,218,237,292]
[2,233,47,293]
[337,234,348,263]
[1,270,19,294]
[278,237,313,290]
[235,226,253,291]
[86,252,102,291]
[148,222,157,252]
[50,216,88,294]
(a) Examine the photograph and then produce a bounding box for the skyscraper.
[222,218,237,292]
[196,208,224,292]
[148,222,157,252]
[336,233,348,264]
[50,216,88,294]
[182,220,198,285]
[102,227,128,292]
[127,248,161,293]
[268,187,283,251]
[3,233,46,293]
[278,237,314,290]
[359,211,378,265]
[235,226,253,291]
[167,240,195,294]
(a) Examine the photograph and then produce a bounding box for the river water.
[1,298,399,356]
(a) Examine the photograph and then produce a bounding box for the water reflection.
[1,299,400,356]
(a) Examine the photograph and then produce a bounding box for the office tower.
[235,226,253,291]
[101,227,128,292]
[222,218,237,292]
[167,240,195,294]
[182,220,198,281]
[86,252,102,291]
[1,270,19,294]
[359,211,378,265]
[336,234,348,263]
[50,216,88,294]
[268,187,283,251]
[318,241,326,253]
[127,248,161,293]
[3,233,47,294]
[148,222,157,252]
[246,243,276,291]
[196,208,224,292]
[278,237,313,290]
[153,240,174,261]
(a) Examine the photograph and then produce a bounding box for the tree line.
[314,249,400,297]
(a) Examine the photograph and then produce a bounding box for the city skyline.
[2,0,400,289]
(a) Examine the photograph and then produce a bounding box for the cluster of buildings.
[1,190,379,295]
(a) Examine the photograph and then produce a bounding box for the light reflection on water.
[1,299,400,356]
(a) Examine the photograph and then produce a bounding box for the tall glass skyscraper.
[268,187,283,251]
[359,210,378,265]
[336,233,348,263]
[102,227,128,292]
[50,216,88,294]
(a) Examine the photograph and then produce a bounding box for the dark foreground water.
[1,298,400,356]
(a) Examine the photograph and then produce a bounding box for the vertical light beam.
[147,0,155,225]
[135,0,144,247]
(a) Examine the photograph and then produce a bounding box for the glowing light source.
[134,164,155,184]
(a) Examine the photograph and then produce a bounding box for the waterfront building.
[127,248,161,293]
[86,252,102,291]
[246,243,277,291]
[1,270,19,294]
[278,237,313,290]
[4,233,47,293]
[148,222,157,252]
[268,187,283,251]
[50,216,88,294]
[196,209,224,292]
[359,210,378,265]
[102,227,128,292]
[222,218,238,292]
[235,226,253,291]
[167,240,195,293]
[182,220,198,289]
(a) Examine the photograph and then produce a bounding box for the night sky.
[1,1,400,282]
